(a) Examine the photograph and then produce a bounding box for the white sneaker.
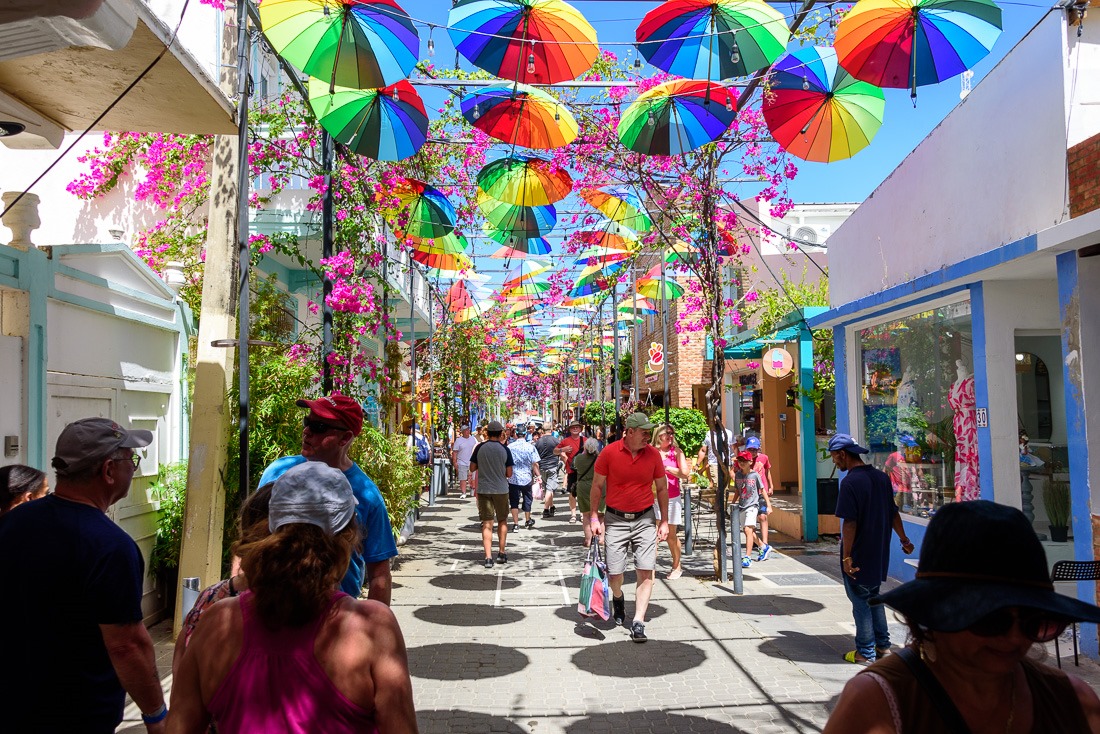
[461,493,468,499]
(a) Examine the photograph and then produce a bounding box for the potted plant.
[1044,479,1071,542]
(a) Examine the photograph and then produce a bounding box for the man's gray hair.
[584,438,600,454]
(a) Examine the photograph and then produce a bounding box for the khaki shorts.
[477,493,509,523]
[604,510,657,575]
[457,463,470,481]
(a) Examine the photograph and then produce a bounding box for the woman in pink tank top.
[652,424,691,580]
[167,462,418,734]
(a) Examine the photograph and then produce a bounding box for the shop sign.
[564,409,573,421]
[976,407,988,428]
[645,341,665,374]
[645,373,660,383]
[762,347,794,378]
[739,373,758,386]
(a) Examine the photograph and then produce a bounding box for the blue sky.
[403,0,1054,204]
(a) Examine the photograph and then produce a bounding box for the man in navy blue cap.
[830,433,915,666]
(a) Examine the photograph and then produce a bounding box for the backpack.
[414,433,431,465]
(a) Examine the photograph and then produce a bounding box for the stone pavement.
[119,491,1100,733]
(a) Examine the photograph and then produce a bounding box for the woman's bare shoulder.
[822,672,898,734]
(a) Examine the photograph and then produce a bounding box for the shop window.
[857,301,974,519]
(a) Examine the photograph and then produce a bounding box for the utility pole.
[174,0,247,635]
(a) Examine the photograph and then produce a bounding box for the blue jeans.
[843,574,889,659]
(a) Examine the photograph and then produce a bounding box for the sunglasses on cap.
[967,607,1069,643]
[303,417,348,434]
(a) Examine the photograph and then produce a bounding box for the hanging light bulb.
[554,105,560,121]
[473,104,480,120]
[725,95,734,112]
[633,57,642,70]
[730,41,740,65]
[392,86,400,102]
[802,75,810,91]
[527,53,536,75]
[647,109,656,126]
[428,38,435,56]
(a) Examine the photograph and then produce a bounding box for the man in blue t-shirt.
[0,418,168,732]
[258,394,398,603]
[831,433,915,665]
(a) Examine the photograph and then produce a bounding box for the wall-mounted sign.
[976,407,988,428]
[762,347,794,379]
[738,373,758,386]
[645,341,665,375]
[644,373,660,384]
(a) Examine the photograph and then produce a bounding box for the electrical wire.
[6,0,193,214]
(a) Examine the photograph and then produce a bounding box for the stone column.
[1,192,40,250]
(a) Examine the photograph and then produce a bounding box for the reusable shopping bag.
[532,475,544,501]
[577,542,610,620]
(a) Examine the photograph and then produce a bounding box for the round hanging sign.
[762,347,794,378]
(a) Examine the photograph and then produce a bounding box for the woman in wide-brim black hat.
[823,500,1100,733]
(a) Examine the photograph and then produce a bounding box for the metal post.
[632,265,639,400]
[599,297,607,441]
[730,503,743,592]
[321,131,334,395]
[235,1,251,495]
[612,280,621,434]
[408,262,416,439]
[661,255,670,425]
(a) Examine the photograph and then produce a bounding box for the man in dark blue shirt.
[0,418,167,733]
[831,433,914,666]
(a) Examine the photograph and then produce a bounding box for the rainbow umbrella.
[477,190,557,237]
[385,179,457,239]
[448,0,599,84]
[503,258,552,287]
[569,263,623,297]
[447,281,484,322]
[834,0,1003,100]
[411,250,472,271]
[574,245,633,267]
[574,228,638,252]
[636,0,791,80]
[478,155,573,207]
[618,80,738,156]
[489,231,553,257]
[620,297,659,316]
[663,241,704,267]
[403,231,469,256]
[637,276,685,300]
[461,83,578,149]
[763,46,885,162]
[260,0,419,90]
[307,77,426,160]
[580,186,653,233]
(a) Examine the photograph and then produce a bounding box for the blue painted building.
[810,13,1100,654]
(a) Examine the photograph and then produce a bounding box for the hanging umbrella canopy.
[502,280,551,298]
[411,250,472,271]
[562,295,598,310]
[307,77,426,160]
[580,186,653,233]
[448,0,599,84]
[763,46,885,162]
[447,281,484,322]
[834,0,1002,100]
[477,190,557,237]
[569,262,623,297]
[574,228,638,252]
[260,0,419,90]
[503,258,553,287]
[461,83,578,149]
[663,241,704,267]
[574,245,634,267]
[636,0,791,80]
[618,80,738,156]
[478,155,573,206]
[384,179,457,238]
[619,297,659,316]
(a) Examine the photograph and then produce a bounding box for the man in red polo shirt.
[590,412,668,643]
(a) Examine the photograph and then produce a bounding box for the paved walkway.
[120,492,1100,733]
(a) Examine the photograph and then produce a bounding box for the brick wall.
[1069,131,1100,217]
[633,298,712,408]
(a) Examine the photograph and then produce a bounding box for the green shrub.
[653,407,709,456]
[1045,480,1071,528]
[351,426,424,535]
[149,462,189,578]
[583,400,617,426]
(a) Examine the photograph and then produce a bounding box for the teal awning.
[723,325,802,359]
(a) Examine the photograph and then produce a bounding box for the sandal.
[844,651,873,666]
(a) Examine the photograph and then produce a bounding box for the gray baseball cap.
[487,420,505,432]
[52,418,153,474]
[269,462,358,535]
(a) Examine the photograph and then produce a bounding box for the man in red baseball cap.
[257,393,397,604]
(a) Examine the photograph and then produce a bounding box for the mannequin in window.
[948,359,980,502]
[895,364,921,440]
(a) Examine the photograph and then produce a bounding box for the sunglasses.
[967,607,1069,643]
[113,454,141,468]
[303,417,347,434]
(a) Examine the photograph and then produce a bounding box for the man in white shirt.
[451,425,479,499]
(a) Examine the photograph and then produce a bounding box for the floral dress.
[948,375,980,501]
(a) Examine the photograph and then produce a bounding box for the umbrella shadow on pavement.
[416,709,527,734]
[565,712,748,733]
[408,642,530,680]
[553,602,668,623]
[414,603,525,627]
[572,640,706,677]
[759,630,855,665]
[429,573,522,592]
[706,595,825,617]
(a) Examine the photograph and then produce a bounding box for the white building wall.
[829,14,1073,305]
[981,279,1060,506]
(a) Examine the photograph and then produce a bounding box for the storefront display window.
[857,302,974,518]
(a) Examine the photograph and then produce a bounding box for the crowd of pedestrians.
[6,406,1100,732]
